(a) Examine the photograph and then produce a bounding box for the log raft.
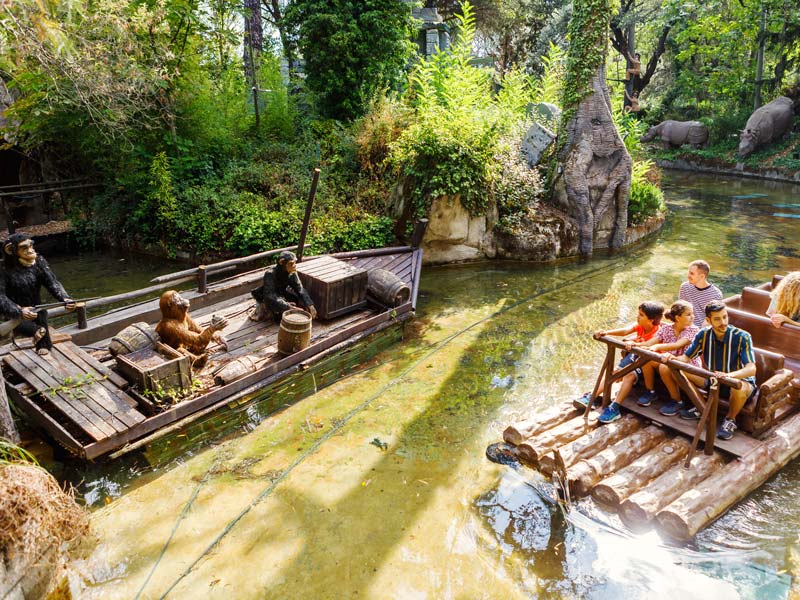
[499,274,800,540]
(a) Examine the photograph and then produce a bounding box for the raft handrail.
[149,245,298,284]
[596,335,743,389]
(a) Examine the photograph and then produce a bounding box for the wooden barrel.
[214,356,259,385]
[367,269,410,307]
[109,322,159,356]
[277,309,312,355]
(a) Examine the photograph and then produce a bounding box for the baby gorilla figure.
[156,290,228,370]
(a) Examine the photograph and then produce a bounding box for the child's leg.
[642,362,657,390]
[614,373,636,406]
[658,363,680,401]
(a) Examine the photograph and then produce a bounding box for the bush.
[493,136,545,233]
[628,160,665,225]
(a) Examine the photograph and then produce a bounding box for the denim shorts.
[618,352,642,384]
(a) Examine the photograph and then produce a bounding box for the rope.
[150,255,633,598]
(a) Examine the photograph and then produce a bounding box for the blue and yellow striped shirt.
[684,325,756,386]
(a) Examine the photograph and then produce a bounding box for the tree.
[553,0,631,257]
[288,0,414,120]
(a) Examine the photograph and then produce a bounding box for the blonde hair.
[664,299,693,322]
[772,272,800,319]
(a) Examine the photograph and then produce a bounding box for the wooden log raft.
[656,410,800,541]
[515,413,598,464]
[592,437,690,507]
[503,401,579,445]
[566,426,666,497]
[618,452,724,531]
[539,414,642,476]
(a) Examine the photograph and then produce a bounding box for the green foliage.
[0,439,38,465]
[389,2,536,218]
[136,152,178,249]
[288,0,414,120]
[493,137,545,233]
[628,160,665,225]
[533,42,566,108]
[558,0,613,134]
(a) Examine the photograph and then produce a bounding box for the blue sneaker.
[637,390,658,407]
[573,392,602,411]
[679,406,701,420]
[598,402,621,424]
[659,400,681,416]
[717,418,737,440]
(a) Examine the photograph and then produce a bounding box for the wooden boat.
[0,230,426,461]
[495,274,800,541]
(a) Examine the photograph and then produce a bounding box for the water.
[52,171,800,598]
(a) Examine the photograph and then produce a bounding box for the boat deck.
[1,250,420,459]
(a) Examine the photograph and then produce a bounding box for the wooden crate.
[115,342,191,405]
[296,256,368,319]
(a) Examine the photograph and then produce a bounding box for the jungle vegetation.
[1,0,798,258]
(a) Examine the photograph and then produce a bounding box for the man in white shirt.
[679,260,722,327]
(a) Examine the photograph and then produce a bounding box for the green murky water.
[49,171,800,598]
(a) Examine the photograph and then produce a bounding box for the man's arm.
[716,362,756,381]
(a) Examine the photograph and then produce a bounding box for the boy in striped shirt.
[672,301,756,440]
[680,260,722,327]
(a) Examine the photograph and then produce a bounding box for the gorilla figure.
[156,290,228,369]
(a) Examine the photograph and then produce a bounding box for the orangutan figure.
[155,290,228,369]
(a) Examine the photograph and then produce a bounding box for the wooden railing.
[587,336,743,466]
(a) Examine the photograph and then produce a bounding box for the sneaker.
[679,406,701,420]
[573,392,602,411]
[717,418,737,440]
[659,400,682,416]
[637,390,658,407]
[598,402,621,424]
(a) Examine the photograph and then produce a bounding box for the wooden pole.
[409,219,429,248]
[0,369,20,444]
[76,303,87,329]
[197,265,208,294]
[656,410,800,541]
[296,168,320,262]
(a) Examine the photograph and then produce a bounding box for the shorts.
[617,352,642,385]
[704,378,756,401]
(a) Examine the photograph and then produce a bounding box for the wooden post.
[76,302,87,330]
[296,168,320,262]
[705,379,718,456]
[0,368,20,444]
[410,219,429,248]
[197,265,208,294]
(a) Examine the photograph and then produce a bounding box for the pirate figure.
[0,233,75,354]
[249,251,317,322]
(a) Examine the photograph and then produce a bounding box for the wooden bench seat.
[739,348,795,435]
[725,306,800,374]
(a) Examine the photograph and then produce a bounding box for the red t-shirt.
[633,324,659,343]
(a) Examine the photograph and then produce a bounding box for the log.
[656,410,800,541]
[0,369,20,443]
[503,401,579,445]
[618,452,724,532]
[539,414,642,476]
[515,413,598,464]
[566,426,666,497]
[592,437,690,507]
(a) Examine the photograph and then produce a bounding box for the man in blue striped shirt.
[673,300,756,440]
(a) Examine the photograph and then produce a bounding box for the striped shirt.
[679,281,723,327]
[684,325,756,386]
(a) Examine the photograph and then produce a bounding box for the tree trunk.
[554,0,631,257]
[243,0,264,87]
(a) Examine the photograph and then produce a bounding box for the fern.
[534,42,566,107]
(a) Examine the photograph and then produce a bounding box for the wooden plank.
[5,384,86,455]
[23,349,132,433]
[3,354,111,441]
[80,305,412,457]
[52,344,144,427]
[57,341,129,388]
[619,399,761,458]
